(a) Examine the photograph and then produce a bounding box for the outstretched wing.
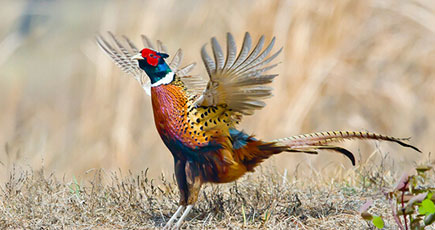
[195,32,282,116]
[96,32,203,95]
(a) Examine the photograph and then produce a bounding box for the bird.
[96,32,420,229]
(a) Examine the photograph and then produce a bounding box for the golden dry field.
[0,0,434,229]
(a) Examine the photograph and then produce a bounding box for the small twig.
[401,181,408,230]
[390,198,404,230]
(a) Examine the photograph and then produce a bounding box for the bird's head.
[132,48,173,85]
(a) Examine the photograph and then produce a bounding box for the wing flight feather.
[96,32,199,95]
[197,32,282,116]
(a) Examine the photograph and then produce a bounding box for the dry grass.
[1,159,433,229]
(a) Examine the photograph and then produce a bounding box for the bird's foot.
[164,205,184,229]
[174,205,193,229]
[164,204,193,230]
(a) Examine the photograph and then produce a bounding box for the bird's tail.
[272,131,421,166]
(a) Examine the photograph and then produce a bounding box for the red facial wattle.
[141,48,161,66]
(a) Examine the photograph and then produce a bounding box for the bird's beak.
[131,53,144,61]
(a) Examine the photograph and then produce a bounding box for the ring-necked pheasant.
[96,32,420,229]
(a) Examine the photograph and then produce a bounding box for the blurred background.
[0,0,434,182]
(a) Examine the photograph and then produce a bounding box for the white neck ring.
[151,72,174,87]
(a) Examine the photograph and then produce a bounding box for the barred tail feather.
[272,131,421,165]
[274,131,421,152]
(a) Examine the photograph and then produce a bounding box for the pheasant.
[96,32,420,229]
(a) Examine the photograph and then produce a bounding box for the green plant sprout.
[360,166,435,229]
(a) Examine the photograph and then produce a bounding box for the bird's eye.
[149,54,154,58]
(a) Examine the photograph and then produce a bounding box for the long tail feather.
[274,131,421,152]
[272,131,421,165]
[314,145,356,166]
[280,145,355,165]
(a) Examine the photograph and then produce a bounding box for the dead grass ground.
[1,157,433,229]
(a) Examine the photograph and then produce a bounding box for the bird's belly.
[211,165,248,183]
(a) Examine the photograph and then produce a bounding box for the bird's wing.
[194,32,282,116]
[96,32,202,95]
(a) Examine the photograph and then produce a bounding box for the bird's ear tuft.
[158,52,169,59]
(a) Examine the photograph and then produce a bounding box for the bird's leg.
[173,161,201,228]
[170,160,202,229]
[175,205,193,229]
[164,205,184,229]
